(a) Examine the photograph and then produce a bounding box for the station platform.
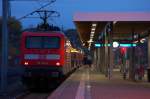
[48,66,150,99]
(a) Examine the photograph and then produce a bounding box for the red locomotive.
[20,31,83,88]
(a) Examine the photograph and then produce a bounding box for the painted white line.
[86,85,91,90]
[75,73,85,99]
[86,69,92,99]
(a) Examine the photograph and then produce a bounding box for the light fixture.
[113,21,117,24]
[113,41,119,48]
[91,28,96,31]
[89,23,97,50]
[24,62,29,65]
[90,35,94,38]
[88,39,93,43]
[139,38,146,43]
[91,31,95,34]
[134,35,138,39]
[92,23,97,27]
[56,62,60,66]
[140,39,144,43]
[91,34,94,37]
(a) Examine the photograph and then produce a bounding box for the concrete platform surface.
[48,66,150,99]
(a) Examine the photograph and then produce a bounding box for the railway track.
[15,83,58,99]
[14,68,75,99]
[16,92,50,99]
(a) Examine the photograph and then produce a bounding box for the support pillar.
[148,34,150,69]
[129,31,136,81]
[99,47,102,72]
[106,22,114,79]
[1,0,8,93]
[97,48,100,71]
[104,29,109,76]
[101,45,105,73]
[100,36,105,73]
[94,49,97,71]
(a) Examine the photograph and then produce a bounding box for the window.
[26,36,60,49]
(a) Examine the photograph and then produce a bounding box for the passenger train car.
[20,31,83,88]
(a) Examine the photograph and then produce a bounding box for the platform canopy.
[73,12,150,46]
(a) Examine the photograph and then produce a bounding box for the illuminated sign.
[95,44,101,47]
[119,44,136,47]
[95,43,137,47]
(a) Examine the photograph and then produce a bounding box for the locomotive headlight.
[56,62,60,66]
[24,62,29,65]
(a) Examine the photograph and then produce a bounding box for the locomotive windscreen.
[26,36,60,49]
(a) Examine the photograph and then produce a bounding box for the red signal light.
[120,47,126,54]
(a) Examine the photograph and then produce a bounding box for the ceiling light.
[91,31,95,34]
[88,40,93,43]
[113,21,117,24]
[92,28,96,31]
[92,23,97,27]
[90,34,94,36]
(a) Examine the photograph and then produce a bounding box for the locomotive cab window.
[26,36,60,49]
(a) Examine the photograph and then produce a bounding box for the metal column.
[105,22,114,79]
[108,22,114,79]
[102,38,105,73]
[93,49,97,70]
[97,48,101,72]
[1,0,8,93]
[101,45,105,73]
[99,47,102,72]
[148,34,150,68]
[96,48,99,71]
[104,27,109,76]
[129,31,135,81]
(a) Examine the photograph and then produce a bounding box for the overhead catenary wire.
[8,0,61,29]
[16,0,56,21]
[10,0,49,1]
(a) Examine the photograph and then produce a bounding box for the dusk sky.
[0,0,150,29]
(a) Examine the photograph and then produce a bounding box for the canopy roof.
[73,12,150,44]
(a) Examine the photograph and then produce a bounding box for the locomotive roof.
[22,31,69,40]
[22,30,65,36]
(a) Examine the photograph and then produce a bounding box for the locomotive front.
[20,32,65,80]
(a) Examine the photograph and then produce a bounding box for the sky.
[1,0,150,29]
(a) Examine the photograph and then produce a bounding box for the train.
[20,30,83,88]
